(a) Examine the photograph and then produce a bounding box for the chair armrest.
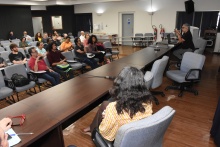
[4,78,15,90]
[91,128,114,147]
[185,69,201,81]
[27,72,38,82]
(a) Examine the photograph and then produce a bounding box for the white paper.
[6,128,21,147]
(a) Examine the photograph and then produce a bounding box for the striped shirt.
[99,101,153,141]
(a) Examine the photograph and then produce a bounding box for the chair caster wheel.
[161,93,165,97]
[178,93,183,97]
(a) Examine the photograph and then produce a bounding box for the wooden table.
[0,47,172,147]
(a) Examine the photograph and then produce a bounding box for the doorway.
[32,17,43,36]
[122,14,134,46]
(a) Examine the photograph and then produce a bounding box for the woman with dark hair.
[35,32,43,42]
[74,37,98,69]
[82,66,153,141]
[19,37,28,48]
[87,35,105,65]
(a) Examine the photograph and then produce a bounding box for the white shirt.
[80,35,85,43]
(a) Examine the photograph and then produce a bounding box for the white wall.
[74,0,220,41]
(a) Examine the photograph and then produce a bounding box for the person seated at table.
[79,31,86,42]
[47,42,74,81]
[36,42,47,56]
[0,118,12,147]
[52,35,61,47]
[87,35,106,65]
[74,37,98,69]
[82,66,153,141]
[19,37,29,48]
[0,56,7,68]
[28,47,60,86]
[35,32,43,42]
[8,31,16,40]
[173,23,195,60]
[9,43,27,64]
[60,36,73,52]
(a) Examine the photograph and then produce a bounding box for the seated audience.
[9,44,27,64]
[0,118,12,147]
[53,30,62,41]
[28,47,60,86]
[42,32,48,44]
[87,35,105,65]
[35,32,43,42]
[62,33,68,42]
[47,42,74,81]
[173,23,195,60]
[36,42,47,56]
[83,33,90,49]
[82,66,153,141]
[52,35,61,47]
[0,56,6,68]
[74,37,98,69]
[79,31,86,42]
[19,37,29,48]
[8,31,16,40]
[45,38,53,51]
[23,31,32,43]
[60,36,73,52]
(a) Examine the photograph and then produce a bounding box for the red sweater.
[29,57,48,71]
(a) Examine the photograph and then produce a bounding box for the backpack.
[11,73,30,87]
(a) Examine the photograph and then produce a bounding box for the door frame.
[32,16,44,36]
[118,11,135,45]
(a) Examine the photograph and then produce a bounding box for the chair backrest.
[0,47,5,52]
[61,51,74,60]
[103,41,112,49]
[5,46,11,52]
[30,41,38,47]
[18,48,26,58]
[114,106,175,147]
[4,64,27,79]
[1,42,11,48]
[0,71,6,88]
[194,38,207,54]
[0,51,10,63]
[150,56,169,89]
[43,57,50,67]
[134,33,143,40]
[180,52,206,73]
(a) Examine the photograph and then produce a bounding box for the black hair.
[109,66,153,118]
[74,37,80,45]
[88,35,98,44]
[36,41,42,47]
[28,47,36,55]
[20,37,26,42]
[47,42,56,52]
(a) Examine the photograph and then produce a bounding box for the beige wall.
[74,0,220,41]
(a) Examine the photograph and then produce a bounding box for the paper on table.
[6,128,21,147]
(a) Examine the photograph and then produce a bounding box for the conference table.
[0,46,172,147]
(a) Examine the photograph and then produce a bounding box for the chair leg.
[16,92,20,101]
[151,90,165,97]
[33,87,37,94]
[152,96,159,105]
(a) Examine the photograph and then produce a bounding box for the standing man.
[8,44,27,64]
[173,23,195,59]
[28,47,60,86]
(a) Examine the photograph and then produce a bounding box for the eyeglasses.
[9,114,26,126]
